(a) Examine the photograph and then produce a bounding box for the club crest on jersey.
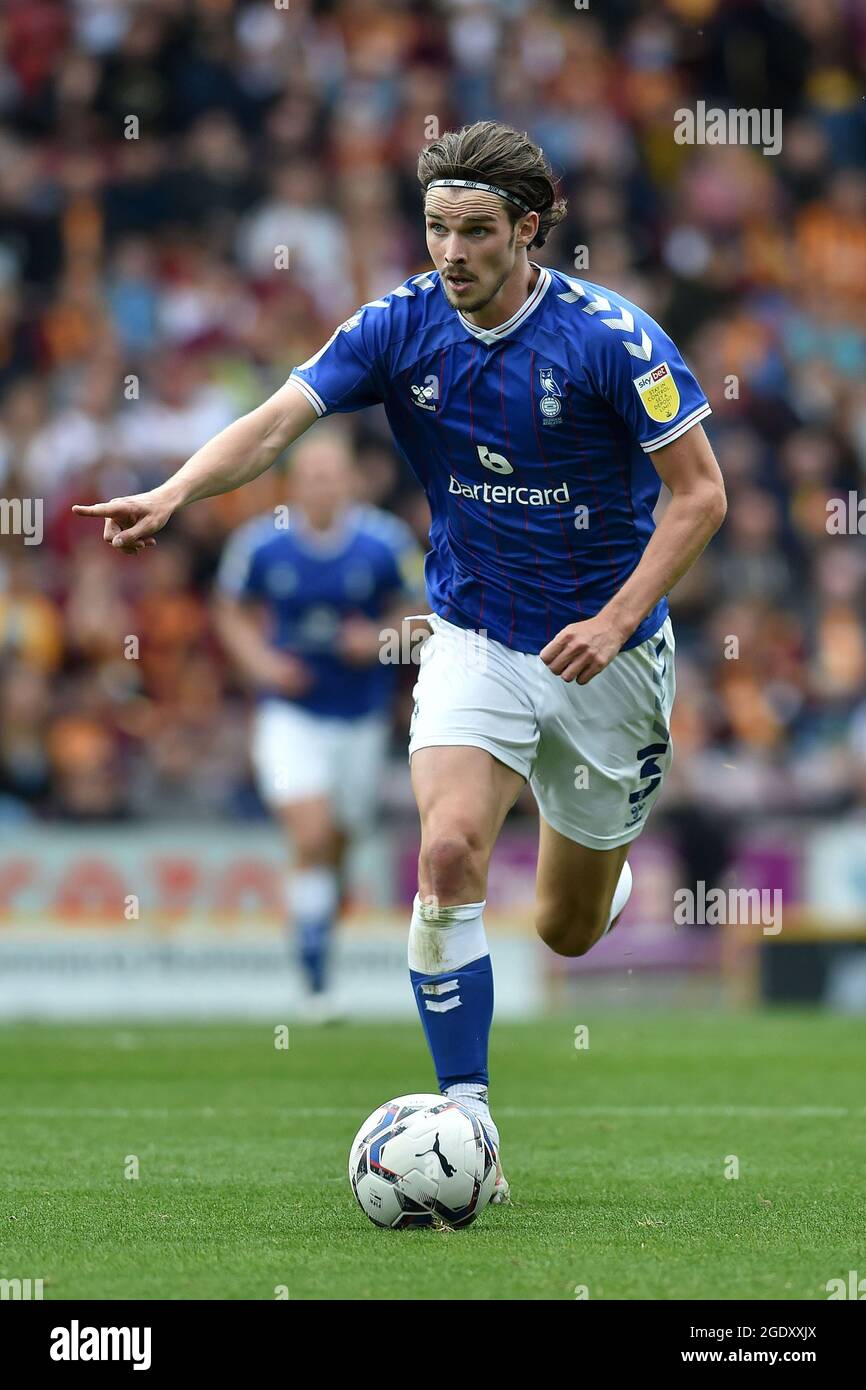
[538,366,562,423]
[411,374,439,411]
[633,361,680,424]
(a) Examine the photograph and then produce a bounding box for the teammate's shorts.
[407,613,675,850]
[252,699,389,832]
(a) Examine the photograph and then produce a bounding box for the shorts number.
[628,741,668,806]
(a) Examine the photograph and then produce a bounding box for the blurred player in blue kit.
[214,426,422,1022]
[75,121,726,1202]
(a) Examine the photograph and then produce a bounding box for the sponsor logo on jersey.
[411,374,439,411]
[448,474,570,505]
[633,360,680,423]
[538,366,562,422]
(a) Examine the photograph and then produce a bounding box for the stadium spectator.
[1,0,864,826]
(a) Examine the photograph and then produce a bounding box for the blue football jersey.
[288,265,711,654]
[217,504,419,719]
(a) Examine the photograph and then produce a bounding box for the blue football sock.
[407,895,493,1091]
[290,868,338,995]
[410,955,494,1089]
[297,915,331,993]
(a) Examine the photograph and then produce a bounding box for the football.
[348,1092,497,1229]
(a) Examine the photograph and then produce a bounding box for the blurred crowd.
[1,0,866,829]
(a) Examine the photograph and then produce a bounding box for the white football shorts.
[252,699,389,832]
[407,613,675,850]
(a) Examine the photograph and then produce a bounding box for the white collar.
[454,263,551,345]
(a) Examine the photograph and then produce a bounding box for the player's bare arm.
[337,602,428,667]
[213,595,313,698]
[72,380,318,554]
[540,424,726,684]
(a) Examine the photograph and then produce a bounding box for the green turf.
[0,1012,862,1300]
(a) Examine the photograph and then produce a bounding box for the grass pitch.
[0,1011,862,1300]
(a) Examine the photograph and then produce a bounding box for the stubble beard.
[443,261,513,315]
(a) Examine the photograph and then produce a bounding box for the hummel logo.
[415,1132,457,1177]
[411,374,439,410]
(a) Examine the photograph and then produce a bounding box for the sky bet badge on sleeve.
[633,361,680,423]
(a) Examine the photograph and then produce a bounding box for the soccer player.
[214,424,421,1021]
[74,121,726,1203]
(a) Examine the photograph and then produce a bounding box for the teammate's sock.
[289,867,339,994]
[601,860,633,938]
[408,893,493,1095]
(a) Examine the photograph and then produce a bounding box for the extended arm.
[72,381,317,553]
[213,594,313,697]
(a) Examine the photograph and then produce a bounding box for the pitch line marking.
[0,1105,860,1119]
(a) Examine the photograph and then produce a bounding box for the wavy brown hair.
[417,120,567,249]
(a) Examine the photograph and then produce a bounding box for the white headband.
[425,178,533,215]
